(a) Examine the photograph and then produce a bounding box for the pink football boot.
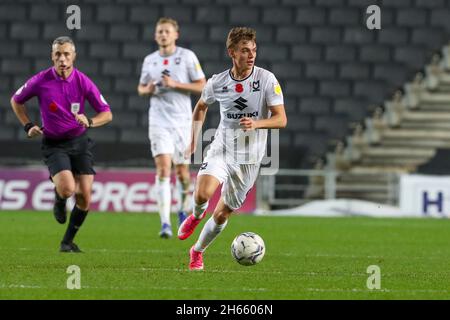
[189,246,204,271]
[177,212,206,240]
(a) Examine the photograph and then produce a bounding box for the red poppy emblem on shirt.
[235,84,243,93]
[49,101,58,112]
[163,59,169,65]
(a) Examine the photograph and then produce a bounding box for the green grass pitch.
[1,210,450,299]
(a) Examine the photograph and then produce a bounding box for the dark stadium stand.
[1,0,449,170]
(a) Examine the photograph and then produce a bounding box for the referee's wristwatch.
[24,122,34,135]
[88,118,93,128]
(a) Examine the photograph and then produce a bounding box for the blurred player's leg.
[52,170,75,224]
[175,164,190,226]
[155,154,173,238]
[60,174,93,253]
[173,125,192,226]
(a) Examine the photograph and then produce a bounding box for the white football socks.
[193,199,209,219]
[156,176,171,226]
[177,177,191,212]
[194,216,228,252]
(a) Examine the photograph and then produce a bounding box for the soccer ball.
[231,232,265,266]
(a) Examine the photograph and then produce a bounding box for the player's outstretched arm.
[240,104,287,130]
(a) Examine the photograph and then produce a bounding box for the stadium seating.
[1,0,450,173]
[306,45,450,204]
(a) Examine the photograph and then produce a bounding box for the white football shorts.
[197,156,260,211]
[149,126,191,165]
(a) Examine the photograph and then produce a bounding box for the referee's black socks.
[62,206,88,244]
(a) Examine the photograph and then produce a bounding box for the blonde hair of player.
[156,17,179,32]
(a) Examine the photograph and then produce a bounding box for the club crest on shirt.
[251,80,260,92]
[71,103,80,114]
[175,57,181,65]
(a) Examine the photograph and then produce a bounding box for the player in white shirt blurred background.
[138,17,206,238]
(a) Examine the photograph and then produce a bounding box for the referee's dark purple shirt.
[13,67,110,139]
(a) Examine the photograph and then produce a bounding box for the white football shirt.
[201,66,284,164]
[140,47,205,128]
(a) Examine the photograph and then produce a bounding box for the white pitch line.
[304,288,450,294]
[2,247,450,262]
[5,264,450,279]
[139,267,331,276]
[303,253,450,261]
[82,285,269,292]
[3,265,349,277]
[0,247,172,254]
[0,283,267,292]
[89,248,168,254]
[0,284,42,289]
[2,283,450,295]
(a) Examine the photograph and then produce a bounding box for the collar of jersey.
[158,46,179,58]
[52,67,75,83]
[229,66,254,82]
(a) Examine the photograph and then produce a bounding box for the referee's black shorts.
[41,133,96,177]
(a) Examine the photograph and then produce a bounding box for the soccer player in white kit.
[138,18,206,238]
[178,27,287,270]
